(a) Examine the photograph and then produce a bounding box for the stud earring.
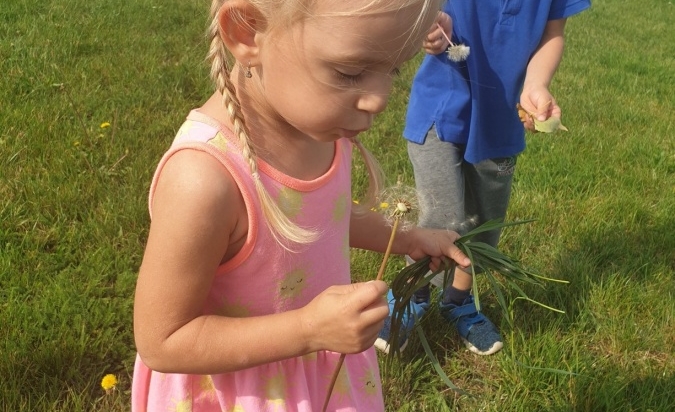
[244,61,252,78]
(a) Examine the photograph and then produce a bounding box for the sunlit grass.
[1,0,674,411]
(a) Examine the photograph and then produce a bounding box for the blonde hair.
[207,0,441,247]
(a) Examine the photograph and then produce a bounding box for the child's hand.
[422,11,452,55]
[404,228,471,272]
[519,86,562,132]
[301,280,389,354]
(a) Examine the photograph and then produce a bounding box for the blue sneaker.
[375,289,429,354]
[439,296,503,355]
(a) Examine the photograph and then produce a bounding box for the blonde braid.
[208,7,317,248]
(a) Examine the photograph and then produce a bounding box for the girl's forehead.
[296,3,429,63]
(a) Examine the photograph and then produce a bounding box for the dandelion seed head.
[379,183,420,229]
[447,44,470,62]
[396,202,409,214]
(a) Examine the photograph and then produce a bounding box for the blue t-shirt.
[403,0,591,163]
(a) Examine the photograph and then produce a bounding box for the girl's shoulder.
[149,138,249,265]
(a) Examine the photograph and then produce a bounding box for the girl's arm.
[134,150,388,374]
[520,18,567,128]
[349,210,470,269]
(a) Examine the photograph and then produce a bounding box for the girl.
[132,0,470,410]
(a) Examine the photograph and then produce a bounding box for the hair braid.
[207,9,317,249]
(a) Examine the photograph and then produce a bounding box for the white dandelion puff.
[447,44,470,62]
[436,23,470,62]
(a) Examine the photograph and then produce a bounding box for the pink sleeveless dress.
[131,111,384,412]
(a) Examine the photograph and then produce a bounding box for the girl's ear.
[217,0,266,65]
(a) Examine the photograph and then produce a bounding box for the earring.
[244,61,252,78]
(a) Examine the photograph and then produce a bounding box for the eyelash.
[334,70,362,85]
[333,68,402,85]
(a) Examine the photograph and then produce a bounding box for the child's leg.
[406,126,467,303]
[407,126,466,235]
[463,155,516,248]
[441,154,516,302]
[438,155,516,355]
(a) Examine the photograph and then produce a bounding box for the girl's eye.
[334,70,363,85]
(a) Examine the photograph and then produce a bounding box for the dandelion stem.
[376,218,400,281]
[324,217,401,411]
[436,23,453,46]
[322,354,345,412]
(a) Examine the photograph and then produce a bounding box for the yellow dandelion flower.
[100,122,111,129]
[101,374,118,392]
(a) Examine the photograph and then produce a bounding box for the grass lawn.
[1,0,673,410]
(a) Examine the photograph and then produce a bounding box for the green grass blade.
[512,360,579,376]
[415,328,468,396]
[456,219,536,243]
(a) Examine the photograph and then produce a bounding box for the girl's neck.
[199,91,335,182]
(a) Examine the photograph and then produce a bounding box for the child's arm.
[350,210,470,271]
[134,151,389,374]
[520,18,567,130]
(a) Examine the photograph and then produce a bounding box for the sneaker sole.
[374,337,408,355]
[461,338,503,356]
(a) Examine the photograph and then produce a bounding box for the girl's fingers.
[344,280,388,310]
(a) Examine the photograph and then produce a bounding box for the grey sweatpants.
[407,125,516,258]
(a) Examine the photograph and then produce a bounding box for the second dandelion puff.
[436,23,470,62]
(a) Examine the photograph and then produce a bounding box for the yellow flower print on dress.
[220,301,250,318]
[278,268,308,300]
[359,367,379,397]
[332,193,348,222]
[197,375,217,403]
[277,187,303,218]
[208,132,229,152]
[170,397,192,412]
[330,363,352,402]
[302,351,317,361]
[175,120,195,141]
[264,371,288,409]
[342,231,350,259]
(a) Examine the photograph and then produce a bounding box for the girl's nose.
[356,91,389,115]
[355,75,392,115]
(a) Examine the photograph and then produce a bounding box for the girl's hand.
[404,228,471,272]
[519,86,562,132]
[422,11,452,55]
[301,280,389,354]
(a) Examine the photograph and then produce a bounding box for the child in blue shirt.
[376,0,591,356]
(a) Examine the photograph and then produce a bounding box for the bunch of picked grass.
[386,219,568,358]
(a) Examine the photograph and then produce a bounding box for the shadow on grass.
[546,212,675,326]
[564,370,675,412]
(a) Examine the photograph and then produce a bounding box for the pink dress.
[132,111,384,412]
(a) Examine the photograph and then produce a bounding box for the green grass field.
[1,0,673,410]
